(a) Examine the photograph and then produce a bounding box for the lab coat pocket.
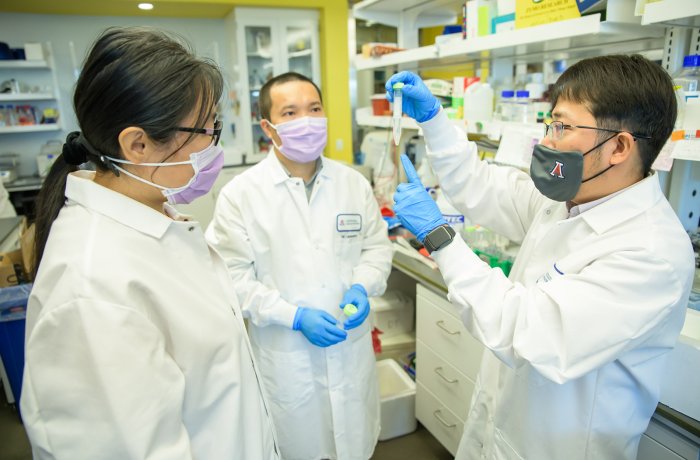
[334,231,362,285]
[257,347,314,410]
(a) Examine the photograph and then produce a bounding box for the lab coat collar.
[264,152,333,185]
[65,171,175,239]
[576,173,663,235]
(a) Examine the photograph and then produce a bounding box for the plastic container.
[0,283,31,407]
[371,94,390,116]
[464,82,494,133]
[370,291,415,339]
[673,55,700,130]
[513,90,532,123]
[495,90,515,121]
[376,358,417,441]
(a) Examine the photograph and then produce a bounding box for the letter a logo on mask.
[549,161,564,179]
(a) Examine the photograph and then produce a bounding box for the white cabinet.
[0,42,61,134]
[415,283,484,456]
[232,8,320,163]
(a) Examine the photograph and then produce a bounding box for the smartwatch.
[423,224,456,254]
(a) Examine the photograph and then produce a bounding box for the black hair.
[258,71,322,121]
[32,27,223,277]
[550,54,676,177]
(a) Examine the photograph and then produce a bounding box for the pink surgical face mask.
[266,116,327,163]
[106,141,224,205]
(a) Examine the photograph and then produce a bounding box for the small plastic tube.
[392,82,404,145]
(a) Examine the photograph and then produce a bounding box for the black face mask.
[529,135,617,202]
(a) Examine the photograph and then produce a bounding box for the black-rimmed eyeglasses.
[543,121,652,142]
[176,119,223,146]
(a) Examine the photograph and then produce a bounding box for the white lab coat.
[206,154,393,460]
[21,171,279,460]
[420,111,695,460]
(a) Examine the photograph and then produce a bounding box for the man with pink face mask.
[206,72,393,460]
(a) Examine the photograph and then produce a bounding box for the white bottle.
[464,82,494,133]
[513,90,532,123]
[495,90,515,122]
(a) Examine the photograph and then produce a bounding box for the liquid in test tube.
[392,82,404,146]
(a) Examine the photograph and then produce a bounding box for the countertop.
[391,243,700,436]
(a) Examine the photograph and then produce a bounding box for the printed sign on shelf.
[515,0,581,29]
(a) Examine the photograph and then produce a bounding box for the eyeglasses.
[176,119,223,146]
[543,121,651,142]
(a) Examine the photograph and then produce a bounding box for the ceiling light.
[138,3,154,10]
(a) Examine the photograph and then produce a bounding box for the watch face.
[427,225,453,252]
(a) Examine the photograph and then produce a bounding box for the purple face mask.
[267,116,327,163]
[107,142,225,205]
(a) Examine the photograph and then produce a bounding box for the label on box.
[515,0,581,29]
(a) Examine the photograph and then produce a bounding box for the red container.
[371,95,390,116]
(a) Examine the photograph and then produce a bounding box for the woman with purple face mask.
[22,27,279,460]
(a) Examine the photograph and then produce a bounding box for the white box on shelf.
[377,358,417,441]
[23,43,45,61]
[370,291,415,339]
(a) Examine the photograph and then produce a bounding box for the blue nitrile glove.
[293,307,347,347]
[339,284,370,330]
[385,71,442,123]
[393,154,447,242]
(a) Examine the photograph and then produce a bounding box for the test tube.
[392,82,404,146]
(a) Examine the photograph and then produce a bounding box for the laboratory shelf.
[0,60,50,69]
[0,124,60,133]
[352,0,459,29]
[641,0,700,26]
[0,93,54,102]
[355,45,438,70]
[356,106,420,130]
[354,14,666,70]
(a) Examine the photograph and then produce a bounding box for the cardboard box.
[0,220,35,287]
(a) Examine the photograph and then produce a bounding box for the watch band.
[424,224,456,254]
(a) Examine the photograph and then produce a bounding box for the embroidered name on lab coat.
[336,213,362,232]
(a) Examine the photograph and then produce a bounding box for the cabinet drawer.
[416,295,484,381]
[416,340,473,422]
[416,381,464,456]
[417,284,458,319]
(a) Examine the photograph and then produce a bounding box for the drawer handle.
[436,320,460,336]
[433,409,456,428]
[434,367,458,384]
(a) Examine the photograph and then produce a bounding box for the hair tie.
[62,131,88,166]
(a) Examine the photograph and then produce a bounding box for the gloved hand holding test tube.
[392,82,404,145]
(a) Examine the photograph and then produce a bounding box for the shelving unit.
[352,0,459,29]
[355,14,666,70]
[0,42,62,133]
[641,0,700,26]
[0,124,60,134]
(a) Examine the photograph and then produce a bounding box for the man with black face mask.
[388,55,695,460]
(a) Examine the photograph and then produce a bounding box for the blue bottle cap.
[501,90,515,98]
[683,55,700,68]
[516,90,530,98]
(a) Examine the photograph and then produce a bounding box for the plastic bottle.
[495,90,515,122]
[464,82,494,133]
[513,90,531,123]
[673,55,700,130]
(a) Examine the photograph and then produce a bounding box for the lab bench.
[390,245,700,459]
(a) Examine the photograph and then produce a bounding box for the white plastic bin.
[377,358,417,441]
[370,291,415,339]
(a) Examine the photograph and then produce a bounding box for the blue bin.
[0,283,31,406]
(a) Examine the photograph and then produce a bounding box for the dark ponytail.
[31,27,223,277]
